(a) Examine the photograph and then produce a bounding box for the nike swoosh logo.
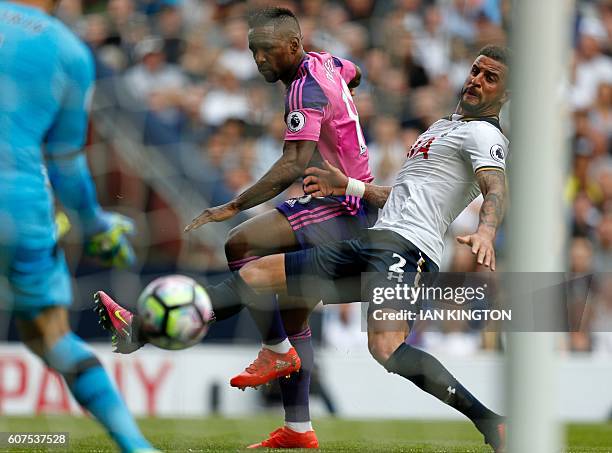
[114,310,129,325]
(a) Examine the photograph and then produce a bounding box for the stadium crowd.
[47,0,611,352]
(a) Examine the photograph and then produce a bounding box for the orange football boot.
[230,347,301,389]
[247,427,319,449]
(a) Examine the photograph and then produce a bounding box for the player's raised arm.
[456,168,506,270]
[185,139,317,231]
[303,160,392,209]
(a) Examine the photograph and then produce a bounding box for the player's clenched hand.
[184,202,239,231]
[303,160,349,197]
[84,212,135,269]
[456,232,496,271]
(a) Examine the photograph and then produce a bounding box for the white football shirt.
[372,114,509,266]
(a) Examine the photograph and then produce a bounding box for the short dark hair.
[478,45,511,66]
[247,6,300,32]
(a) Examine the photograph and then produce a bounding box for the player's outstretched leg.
[368,316,506,453]
[94,282,248,354]
[94,258,300,388]
[17,307,157,453]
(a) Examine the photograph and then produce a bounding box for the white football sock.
[263,338,291,354]
[285,421,313,433]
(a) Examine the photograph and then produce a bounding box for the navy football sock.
[385,343,498,427]
[246,294,288,345]
[279,327,313,423]
[45,333,151,453]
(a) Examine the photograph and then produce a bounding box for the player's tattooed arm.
[476,169,506,234]
[185,140,316,231]
[456,168,506,270]
[303,160,391,208]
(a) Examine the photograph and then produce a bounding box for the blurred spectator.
[414,4,450,79]
[589,82,612,143]
[473,8,506,50]
[106,0,149,61]
[180,30,220,79]
[447,38,472,92]
[397,0,425,38]
[156,3,186,64]
[593,212,612,272]
[198,69,249,127]
[252,113,285,180]
[124,36,188,106]
[570,237,594,274]
[218,18,258,81]
[311,3,350,55]
[571,192,601,239]
[337,22,369,66]
[571,16,612,110]
[368,116,405,185]
[353,91,376,141]
[590,275,612,355]
[566,140,604,206]
[323,304,367,353]
[442,0,476,42]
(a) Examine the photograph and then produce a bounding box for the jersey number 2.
[389,253,407,273]
[340,79,367,155]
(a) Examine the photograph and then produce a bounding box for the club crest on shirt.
[287,111,306,132]
[490,144,505,162]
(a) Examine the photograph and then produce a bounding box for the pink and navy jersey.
[284,52,373,183]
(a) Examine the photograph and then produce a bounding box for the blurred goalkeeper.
[0,0,156,452]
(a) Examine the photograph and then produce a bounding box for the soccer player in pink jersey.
[96,6,375,449]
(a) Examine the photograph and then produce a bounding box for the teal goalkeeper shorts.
[0,243,72,320]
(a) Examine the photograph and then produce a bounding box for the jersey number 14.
[408,136,436,159]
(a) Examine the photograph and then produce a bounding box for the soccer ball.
[137,275,213,350]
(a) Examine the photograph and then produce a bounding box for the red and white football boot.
[230,347,301,390]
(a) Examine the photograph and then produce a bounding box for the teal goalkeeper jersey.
[0,2,94,248]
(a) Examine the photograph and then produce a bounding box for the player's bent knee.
[239,259,269,290]
[239,255,285,293]
[225,225,251,261]
[368,332,405,366]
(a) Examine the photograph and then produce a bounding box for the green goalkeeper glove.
[84,212,135,268]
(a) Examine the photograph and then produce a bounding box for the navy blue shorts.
[284,229,439,312]
[276,195,378,249]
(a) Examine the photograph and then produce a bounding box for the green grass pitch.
[1,416,611,452]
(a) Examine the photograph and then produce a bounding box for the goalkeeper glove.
[84,212,136,268]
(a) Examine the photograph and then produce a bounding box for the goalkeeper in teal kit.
[0,0,155,451]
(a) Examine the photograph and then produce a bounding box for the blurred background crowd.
[5,0,611,354]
